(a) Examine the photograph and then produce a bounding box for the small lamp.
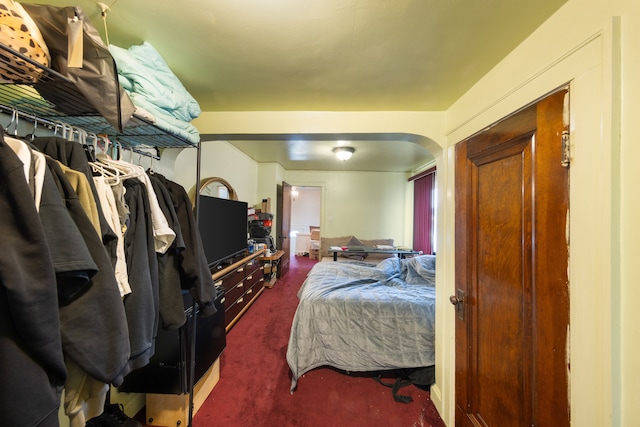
[332,146,355,161]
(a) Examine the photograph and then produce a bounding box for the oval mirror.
[189,177,238,207]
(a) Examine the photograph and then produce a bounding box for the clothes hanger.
[3,108,18,136]
[90,159,121,184]
[29,116,39,141]
[53,120,67,139]
[87,132,99,155]
[96,146,139,180]
[78,129,97,162]
[112,140,121,161]
[147,153,155,174]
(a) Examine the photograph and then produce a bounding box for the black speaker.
[118,288,226,394]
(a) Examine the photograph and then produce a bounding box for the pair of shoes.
[85,412,119,427]
[103,403,142,427]
[85,403,142,427]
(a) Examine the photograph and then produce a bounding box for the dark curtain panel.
[412,170,436,254]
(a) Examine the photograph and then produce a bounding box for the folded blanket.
[109,42,201,143]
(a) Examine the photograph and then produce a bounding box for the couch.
[318,235,395,263]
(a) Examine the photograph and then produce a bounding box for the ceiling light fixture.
[332,146,355,161]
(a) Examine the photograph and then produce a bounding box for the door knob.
[450,289,465,320]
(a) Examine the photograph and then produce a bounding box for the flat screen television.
[197,195,248,267]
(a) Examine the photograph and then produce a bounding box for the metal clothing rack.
[0,43,199,150]
[1,42,204,427]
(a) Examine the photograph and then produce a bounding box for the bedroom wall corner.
[171,139,260,205]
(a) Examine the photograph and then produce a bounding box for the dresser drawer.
[224,294,247,326]
[244,277,264,307]
[244,258,261,276]
[222,281,246,310]
[211,252,269,331]
[214,266,245,293]
[244,268,264,288]
[242,284,259,307]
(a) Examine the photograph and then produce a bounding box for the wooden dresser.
[212,250,266,331]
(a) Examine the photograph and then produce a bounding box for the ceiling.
[33,0,567,171]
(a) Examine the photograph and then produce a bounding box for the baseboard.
[430,382,444,421]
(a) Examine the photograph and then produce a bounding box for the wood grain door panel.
[455,89,569,427]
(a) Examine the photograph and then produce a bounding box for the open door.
[454,89,570,426]
[276,181,291,278]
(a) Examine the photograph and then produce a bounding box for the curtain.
[411,169,436,254]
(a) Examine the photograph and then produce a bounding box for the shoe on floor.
[85,412,119,427]
[85,403,142,427]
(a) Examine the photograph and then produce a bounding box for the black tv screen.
[198,196,248,267]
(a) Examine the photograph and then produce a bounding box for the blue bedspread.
[286,256,436,392]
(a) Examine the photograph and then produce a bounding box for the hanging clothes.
[39,158,98,306]
[93,175,132,297]
[0,134,66,427]
[122,177,160,371]
[32,136,119,264]
[95,154,176,254]
[58,162,101,234]
[45,156,131,384]
[153,172,217,318]
[148,171,188,330]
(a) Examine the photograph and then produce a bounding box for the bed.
[286,255,436,392]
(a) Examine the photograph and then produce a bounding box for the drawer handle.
[236,283,244,289]
[237,267,244,273]
[221,297,226,304]
[237,297,244,303]
[259,278,264,282]
[214,280,223,287]
[247,289,253,295]
[247,275,253,280]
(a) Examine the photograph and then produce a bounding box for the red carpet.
[190,254,445,427]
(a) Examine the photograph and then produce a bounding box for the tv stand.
[212,250,266,331]
[211,251,248,272]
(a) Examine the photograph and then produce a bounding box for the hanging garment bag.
[21,3,135,131]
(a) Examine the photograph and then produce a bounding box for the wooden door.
[276,181,291,278]
[454,89,570,427]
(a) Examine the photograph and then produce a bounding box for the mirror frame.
[189,177,238,207]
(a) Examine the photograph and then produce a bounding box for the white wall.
[290,186,321,233]
[284,169,410,246]
[619,3,640,427]
[168,140,260,206]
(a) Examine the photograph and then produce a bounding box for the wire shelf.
[0,43,198,149]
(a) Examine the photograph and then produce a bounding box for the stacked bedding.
[109,42,201,144]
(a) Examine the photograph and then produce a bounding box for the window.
[410,167,436,254]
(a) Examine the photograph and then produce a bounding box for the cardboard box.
[261,198,271,213]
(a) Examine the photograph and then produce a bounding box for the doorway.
[454,89,570,426]
[288,186,322,256]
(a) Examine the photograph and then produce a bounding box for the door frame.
[437,30,615,426]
